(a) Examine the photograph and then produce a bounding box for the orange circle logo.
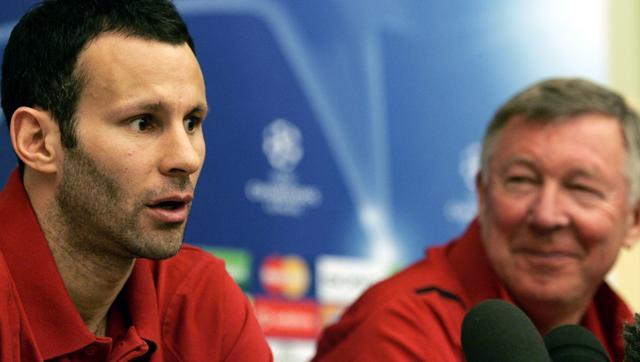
[260,254,310,299]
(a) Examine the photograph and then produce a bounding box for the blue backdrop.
[0,1,608,359]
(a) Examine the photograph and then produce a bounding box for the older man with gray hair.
[314,78,640,362]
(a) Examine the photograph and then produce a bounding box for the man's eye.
[569,184,604,199]
[506,176,535,184]
[502,174,538,193]
[130,117,153,132]
[184,117,200,133]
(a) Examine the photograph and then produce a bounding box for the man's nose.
[158,123,204,177]
[527,183,570,231]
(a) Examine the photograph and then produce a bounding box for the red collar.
[0,169,161,359]
[447,220,513,306]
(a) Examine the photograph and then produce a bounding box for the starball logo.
[262,119,304,173]
[245,118,322,217]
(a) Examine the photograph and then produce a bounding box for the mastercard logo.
[260,254,310,299]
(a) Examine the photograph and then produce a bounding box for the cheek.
[580,237,622,283]
[480,194,525,263]
[479,192,534,274]
[97,151,132,177]
[574,215,625,262]
[89,138,137,170]
[572,204,627,244]
[484,190,530,233]
[89,149,141,195]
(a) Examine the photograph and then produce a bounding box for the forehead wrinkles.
[505,123,627,186]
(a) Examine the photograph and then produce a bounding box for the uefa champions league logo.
[245,118,322,217]
[262,119,304,173]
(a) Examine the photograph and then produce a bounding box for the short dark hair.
[1,0,194,155]
[479,78,640,202]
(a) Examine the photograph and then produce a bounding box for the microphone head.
[461,299,551,362]
[544,324,610,362]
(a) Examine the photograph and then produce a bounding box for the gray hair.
[480,78,640,203]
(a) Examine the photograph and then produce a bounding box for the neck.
[26,171,134,336]
[46,233,134,336]
[519,296,592,335]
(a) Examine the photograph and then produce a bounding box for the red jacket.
[0,169,272,361]
[314,221,632,361]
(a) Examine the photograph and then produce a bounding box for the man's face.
[54,33,207,260]
[477,114,639,306]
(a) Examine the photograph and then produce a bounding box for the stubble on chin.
[54,147,187,262]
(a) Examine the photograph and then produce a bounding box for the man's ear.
[10,107,62,174]
[623,200,640,249]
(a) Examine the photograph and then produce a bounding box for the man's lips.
[145,194,193,223]
[147,194,193,206]
[515,247,582,266]
[520,249,580,257]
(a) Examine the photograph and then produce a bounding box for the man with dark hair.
[0,0,272,360]
[314,78,640,361]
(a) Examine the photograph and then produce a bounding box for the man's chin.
[127,229,185,260]
[135,242,183,260]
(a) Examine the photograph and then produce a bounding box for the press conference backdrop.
[1,1,639,361]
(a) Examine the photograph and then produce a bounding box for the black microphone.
[544,324,610,362]
[461,299,551,362]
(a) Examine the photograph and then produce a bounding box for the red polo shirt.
[313,220,633,361]
[0,169,273,361]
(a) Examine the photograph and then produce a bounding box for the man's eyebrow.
[109,101,209,118]
[140,102,163,112]
[108,101,163,115]
[141,103,209,115]
[567,168,603,181]
[500,156,536,170]
[500,157,607,180]
[113,101,208,117]
[188,105,208,115]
